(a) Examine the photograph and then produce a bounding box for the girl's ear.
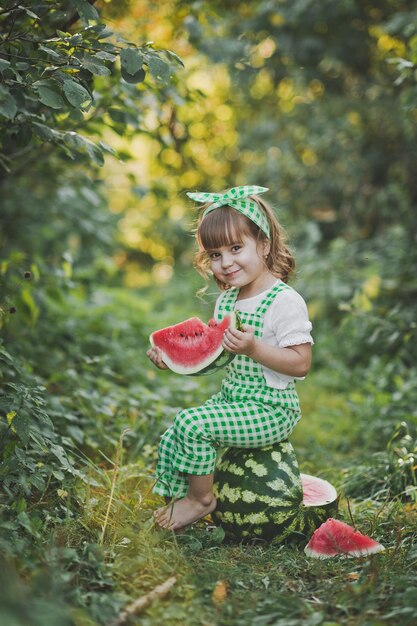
[262,239,271,258]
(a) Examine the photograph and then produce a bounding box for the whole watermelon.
[212,441,337,543]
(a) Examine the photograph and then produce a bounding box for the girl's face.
[206,234,272,297]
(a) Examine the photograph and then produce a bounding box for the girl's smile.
[207,235,274,298]
[225,269,241,278]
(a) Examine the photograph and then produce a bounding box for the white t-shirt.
[214,280,313,390]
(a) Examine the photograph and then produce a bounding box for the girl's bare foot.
[154,495,217,530]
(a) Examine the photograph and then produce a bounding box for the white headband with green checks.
[186,185,270,238]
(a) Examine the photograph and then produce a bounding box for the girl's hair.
[194,194,295,290]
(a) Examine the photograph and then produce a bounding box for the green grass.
[3,283,414,626]
[69,373,416,626]
[294,372,358,475]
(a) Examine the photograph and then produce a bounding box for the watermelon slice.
[304,518,385,559]
[301,474,338,508]
[149,313,239,376]
[300,473,338,533]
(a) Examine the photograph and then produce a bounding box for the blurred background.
[1,1,416,624]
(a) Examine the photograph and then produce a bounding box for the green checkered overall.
[153,281,302,498]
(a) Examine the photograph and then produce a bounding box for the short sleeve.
[268,289,313,347]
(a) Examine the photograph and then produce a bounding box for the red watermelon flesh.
[305,518,385,558]
[150,315,235,375]
[301,473,338,507]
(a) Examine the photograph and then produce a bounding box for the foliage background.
[1,1,416,624]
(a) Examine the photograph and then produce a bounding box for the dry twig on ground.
[110,576,178,626]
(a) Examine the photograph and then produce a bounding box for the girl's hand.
[147,346,169,369]
[222,325,256,357]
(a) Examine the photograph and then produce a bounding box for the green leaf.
[0,85,17,119]
[62,78,92,110]
[98,140,116,156]
[79,54,111,76]
[121,66,146,84]
[90,24,114,39]
[96,51,117,62]
[17,511,41,537]
[120,47,144,75]
[209,525,226,544]
[13,413,30,444]
[29,473,46,491]
[32,122,60,142]
[176,535,203,552]
[63,131,105,165]
[0,345,14,363]
[147,54,172,83]
[0,59,11,72]
[21,286,40,322]
[69,34,83,46]
[56,30,71,39]
[165,49,185,67]
[108,108,126,124]
[16,498,27,513]
[68,108,84,122]
[38,44,65,60]
[72,0,100,25]
[34,80,65,109]
[19,6,40,19]
[49,443,70,468]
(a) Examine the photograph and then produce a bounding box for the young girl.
[147,185,313,531]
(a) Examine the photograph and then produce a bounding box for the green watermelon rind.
[298,473,339,541]
[212,442,302,542]
[188,349,236,376]
[189,311,244,376]
[212,442,338,543]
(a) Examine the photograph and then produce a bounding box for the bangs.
[198,206,253,250]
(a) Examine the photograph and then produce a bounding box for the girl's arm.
[248,340,311,377]
[222,326,312,378]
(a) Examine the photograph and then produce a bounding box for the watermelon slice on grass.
[304,518,385,558]
[150,312,241,376]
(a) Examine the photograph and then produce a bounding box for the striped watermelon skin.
[189,347,235,376]
[212,441,337,543]
[190,312,244,376]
